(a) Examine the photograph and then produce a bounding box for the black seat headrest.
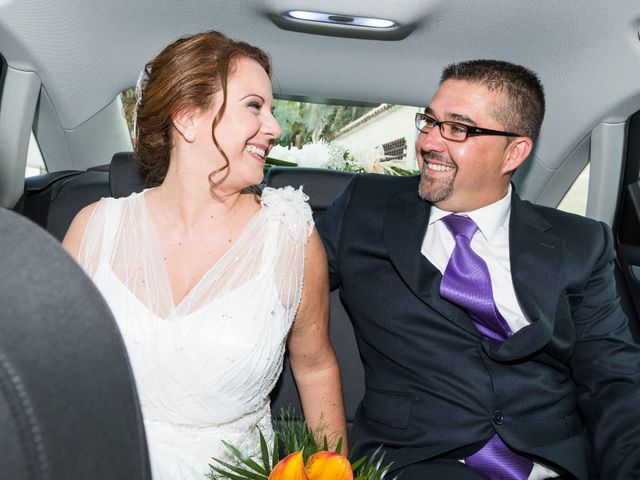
[0,209,151,479]
[264,166,356,211]
[109,152,146,198]
[24,170,81,193]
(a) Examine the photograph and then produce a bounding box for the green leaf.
[334,437,343,455]
[350,457,366,470]
[384,165,419,176]
[209,466,250,480]
[209,459,267,480]
[258,429,271,473]
[212,441,269,477]
[264,157,298,167]
[271,435,279,469]
[219,441,251,466]
[350,446,397,480]
[238,457,269,476]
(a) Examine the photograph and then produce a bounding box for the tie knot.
[442,214,478,239]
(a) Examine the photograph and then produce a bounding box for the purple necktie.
[440,214,533,480]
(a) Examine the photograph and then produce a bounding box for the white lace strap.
[260,218,279,273]
[98,198,123,266]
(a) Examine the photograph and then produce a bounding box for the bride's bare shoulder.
[62,201,100,258]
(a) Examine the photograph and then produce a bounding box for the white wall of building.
[333,105,421,169]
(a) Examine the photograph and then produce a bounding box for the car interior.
[1,0,640,474]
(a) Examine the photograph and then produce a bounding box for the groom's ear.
[172,107,199,143]
[501,136,533,174]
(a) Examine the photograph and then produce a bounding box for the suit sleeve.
[569,222,640,478]
[316,176,358,292]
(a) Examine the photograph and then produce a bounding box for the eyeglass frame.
[415,112,524,142]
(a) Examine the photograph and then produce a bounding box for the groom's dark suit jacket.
[316,174,640,479]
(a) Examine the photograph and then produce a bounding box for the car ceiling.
[1,0,640,211]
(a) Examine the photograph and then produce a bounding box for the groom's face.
[416,79,515,213]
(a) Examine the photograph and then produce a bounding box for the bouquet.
[208,410,396,480]
[266,141,418,177]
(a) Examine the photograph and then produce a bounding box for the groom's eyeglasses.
[415,113,523,142]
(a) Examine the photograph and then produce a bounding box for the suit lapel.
[382,186,565,354]
[383,186,482,338]
[484,194,564,361]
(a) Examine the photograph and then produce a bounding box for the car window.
[25,131,47,177]
[557,162,590,216]
[269,99,419,175]
[120,89,420,176]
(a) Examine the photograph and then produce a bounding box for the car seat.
[0,208,151,479]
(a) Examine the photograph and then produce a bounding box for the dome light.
[287,11,396,29]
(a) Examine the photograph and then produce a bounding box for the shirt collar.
[428,185,512,242]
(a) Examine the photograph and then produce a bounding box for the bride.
[63,31,347,479]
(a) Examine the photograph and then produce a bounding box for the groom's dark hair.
[441,59,545,142]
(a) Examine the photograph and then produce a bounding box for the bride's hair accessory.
[132,63,151,140]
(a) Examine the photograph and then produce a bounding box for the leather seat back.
[0,208,151,479]
[15,152,145,241]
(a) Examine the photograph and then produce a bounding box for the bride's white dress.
[77,186,313,479]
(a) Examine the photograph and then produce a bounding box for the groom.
[317,59,640,479]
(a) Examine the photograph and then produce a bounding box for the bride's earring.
[185,130,193,142]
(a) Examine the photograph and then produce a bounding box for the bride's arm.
[287,228,348,452]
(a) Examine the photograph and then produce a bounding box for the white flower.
[261,186,313,237]
[297,140,331,168]
[268,145,301,164]
[348,144,385,173]
[260,186,306,215]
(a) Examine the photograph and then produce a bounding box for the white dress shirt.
[420,186,559,480]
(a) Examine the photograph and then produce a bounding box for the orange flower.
[269,451,309,480]
[306,451,353,480]
[268,451,352,480]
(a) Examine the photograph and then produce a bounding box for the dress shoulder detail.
[261,186,314,237]
[93,189,143,211]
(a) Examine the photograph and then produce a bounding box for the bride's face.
[195,56,281,190]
